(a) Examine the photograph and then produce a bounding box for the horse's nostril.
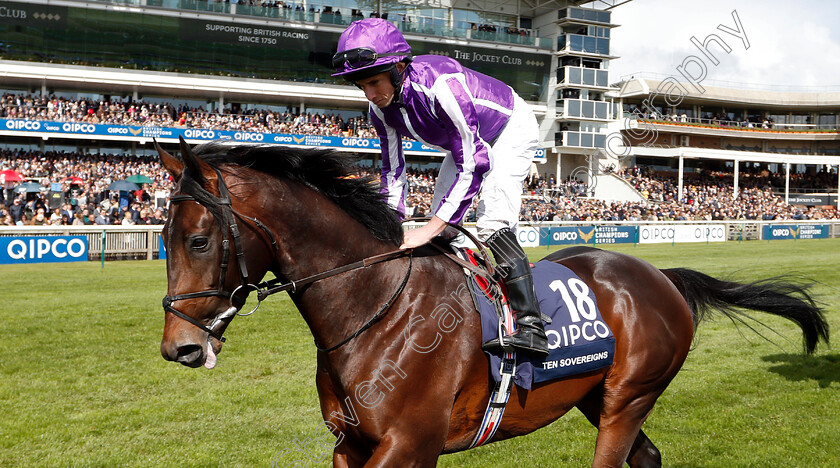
[176,344,204,367]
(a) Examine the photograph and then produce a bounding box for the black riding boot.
[482,228,549,356]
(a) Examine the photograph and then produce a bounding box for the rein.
[254,248,414,353]
[162,166,414,351]
[163,167,495,353]
[255,250,409,299]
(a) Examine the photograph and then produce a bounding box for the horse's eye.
[190,237,209,250]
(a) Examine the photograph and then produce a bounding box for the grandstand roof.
[616,76,840,109]
[0,60,368,109]
[0,60,549,116]
[630,145,840,166]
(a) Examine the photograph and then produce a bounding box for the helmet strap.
[389,62,410,105]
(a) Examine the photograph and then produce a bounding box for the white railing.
[1,220,838,263]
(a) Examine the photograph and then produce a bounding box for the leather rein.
[161,167,415,352]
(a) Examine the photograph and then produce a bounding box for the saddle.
[430,234,615,448]
[404,220,616,389]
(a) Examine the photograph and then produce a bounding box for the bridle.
[162,167,278,343]
[161,165,413,351]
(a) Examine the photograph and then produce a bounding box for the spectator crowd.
[0,149,170,226]
[2,147,838,227]
[354,165,840,223]
[1,92,838,226]
[0,93,377,138]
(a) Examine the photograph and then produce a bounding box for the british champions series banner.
[762,224,829,240]
[527,225,727,246]
[542,226,637,246]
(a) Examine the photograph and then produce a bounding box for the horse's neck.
[275,198,393,282]
[266,183,402,350]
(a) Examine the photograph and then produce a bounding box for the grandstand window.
[142,96,208,109]
[44,143,80,153]
[452,9,517,30]
[583,69,595,86]
[594,134,606,148]
[595,102,608,119]
[596,70,608,87]
[791,114,811,125]
[747,110,765,122]
[675,107,695,118]
[580,100,593,117]
[561,57,581,67]
[570,67,582,84]
[580,122,606,132]
[818,114,839,129]
[769,114,788,125]
[0,138,40,151]
[569,99,581,117]
[563,89,581,99]
[0,3,549,101]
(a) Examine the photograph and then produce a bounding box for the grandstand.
[1,0,838,228]
[601,75,840,210]
[0,0,599,161]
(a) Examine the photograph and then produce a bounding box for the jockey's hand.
[400,216,447,250]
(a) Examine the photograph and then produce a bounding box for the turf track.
[1,239,838,467]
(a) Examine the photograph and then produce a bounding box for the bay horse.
[157,139,828,467]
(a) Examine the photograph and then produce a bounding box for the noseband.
[162,167,277,342]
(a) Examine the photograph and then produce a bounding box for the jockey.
[332,18,548,356]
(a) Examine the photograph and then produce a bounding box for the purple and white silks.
[371,55,519,225]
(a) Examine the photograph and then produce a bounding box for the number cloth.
[474,260,615,389]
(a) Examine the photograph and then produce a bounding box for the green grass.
[1,239,839,467]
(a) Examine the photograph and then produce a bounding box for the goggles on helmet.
[332,47,408,70]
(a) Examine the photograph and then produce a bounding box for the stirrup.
[482,322,548,357]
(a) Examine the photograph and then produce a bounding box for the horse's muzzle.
[161,339,214,368]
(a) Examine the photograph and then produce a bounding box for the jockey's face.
[356,70,397,108]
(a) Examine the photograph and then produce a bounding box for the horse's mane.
[188,142,404,245]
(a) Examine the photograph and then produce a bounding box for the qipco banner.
[517,227,541,247]
[762,224,829,240]
[541,226,637,246]
[0,236,88,264]
[638,225,726,244]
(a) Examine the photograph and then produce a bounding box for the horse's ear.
[155,139,183,182]
[178,136,210,185]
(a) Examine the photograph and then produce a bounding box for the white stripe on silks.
[371,106,406,210]
[410,81,437,119]
[399,107,423,143]
[430,74,480,223]
[474,97,513,116]
[404,82,447,153]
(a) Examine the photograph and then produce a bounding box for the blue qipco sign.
[0,236,89,264]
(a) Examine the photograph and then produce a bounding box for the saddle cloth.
[463,251,615,391]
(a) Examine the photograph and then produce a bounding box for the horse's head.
[157,138,275,369]
[157,139,405,368]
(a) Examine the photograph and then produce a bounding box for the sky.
[608,0,840,89]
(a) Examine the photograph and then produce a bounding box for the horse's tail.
[660,268,829,354]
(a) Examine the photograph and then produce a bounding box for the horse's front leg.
[361,430,446,467]
[332,442,368,468]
